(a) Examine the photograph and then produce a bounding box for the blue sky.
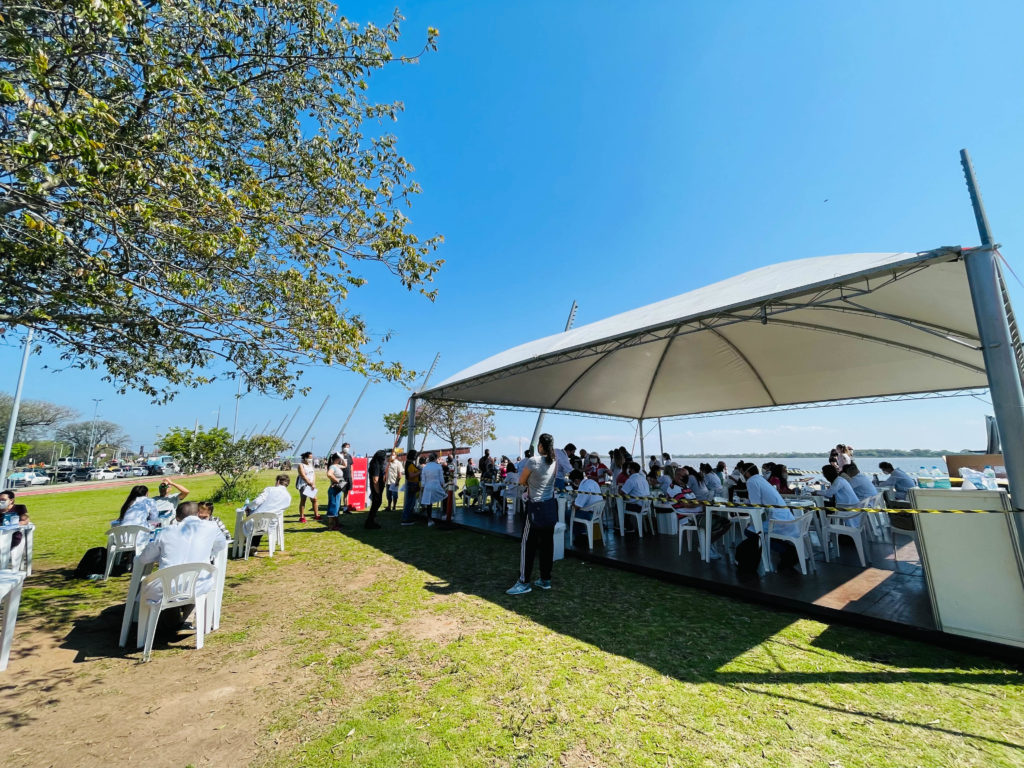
[4,0,1024,458]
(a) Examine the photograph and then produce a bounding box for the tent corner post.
[407,395,418,456]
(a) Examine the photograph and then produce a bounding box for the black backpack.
[74,546,133,578]
[734,535,762,578]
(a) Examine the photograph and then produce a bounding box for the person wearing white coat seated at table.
[876,462,916,501]
[701,462,723,498]
[134,501,227,605]
[619,461,650,534]
[419,453,446,524]
[117,485,160,528]
[242,474,292,539]
[842,463,876,501]
[743,462,798,538]
[822,465,862,527]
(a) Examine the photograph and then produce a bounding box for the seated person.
[655,467,673,494]
[152,479,191,517]
[135,501,227,605]
[672,468,727,560]
[568,468,602,531]
[460,467,484,506]
[842,463,876,501]
[743,462,800,569]
[584,453,610,482]
[242,474,292,542]
[1,493,30,571]
[118,485,160,528]
[822,464,860,508]
[701,462,723,498]
[197,501,231,540]
[768,464,792,494]
[619,461,650,533]
[877,461,915,500]
[684,466,711,502]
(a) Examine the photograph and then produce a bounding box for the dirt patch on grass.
[402,613,470,645]
[0,553,342,768]
[560,744,603,768]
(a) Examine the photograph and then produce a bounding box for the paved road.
[12,473,214,497]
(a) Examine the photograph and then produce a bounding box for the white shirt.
[621,472,650,500]
[704,471,723,496]
[745,474,796,536]
[879,468,916,499]
[420,461,446,504]
[249,485,292,515]
[554,448,573,480]
[574,477,602,509]
[687,475,710,501]
[136,517,227,602]
[656,474,673,493]
[121,497,160,528]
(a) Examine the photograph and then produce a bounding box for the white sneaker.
[709,544,722,561]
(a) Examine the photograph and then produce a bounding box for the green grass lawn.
[16,475,1024,767]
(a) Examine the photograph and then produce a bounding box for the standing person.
[401,450,421,526]
[585,452,610,482]
[339,442,354,512]
[325,453,346,529]
[296,451,318,523]
[506,432,559,595]
[553,442,576,490]
[386,451,404,512]
[365,449,387,530]
[419,452,446,526]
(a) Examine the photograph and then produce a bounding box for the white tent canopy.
[421,247,996,419]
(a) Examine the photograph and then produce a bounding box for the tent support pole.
[658,418,664,458]
[407,396,418,456]
[960,149,1024,570]
[638,418,645,470]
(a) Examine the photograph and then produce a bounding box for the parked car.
[113,466,134,478]
[130,466,147,477]
[5,470,51,487]
[72,466,95,481]
[87,468,117,481]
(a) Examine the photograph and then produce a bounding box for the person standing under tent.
[364,449,387,530]
[506,432,559,595]
[296,451,318,523]
[553,442,576,491]
[386,451,404,512]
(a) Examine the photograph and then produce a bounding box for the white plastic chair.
[137,562,215,662]
[243,512,279,559]
[621,498,655,538]
[103,525,152,580]
[502,483,522,516]
[767,511,818,575]
[0,524,34,576]
[570,499,605,549]
[825,509,869,566]
[0,570,26,672]
[675,505,702,555]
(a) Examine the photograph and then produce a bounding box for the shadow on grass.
[340,514,1024,753]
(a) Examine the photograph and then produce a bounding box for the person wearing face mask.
[1,491,30,571]
[296,451,318,523]
[584,453,609,482]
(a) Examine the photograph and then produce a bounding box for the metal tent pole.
[0,328,33,487]
[638,418,645,470]
[960,150,1024,568]
[406,396,418,456]
[658,417,664,458]
[530,300,578,450]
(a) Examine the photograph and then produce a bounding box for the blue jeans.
[402,485,419,522]
[327,485,342,516]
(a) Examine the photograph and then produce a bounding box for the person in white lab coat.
[135,502,227,604]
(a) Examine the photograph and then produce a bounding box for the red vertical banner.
[348,457,368,511]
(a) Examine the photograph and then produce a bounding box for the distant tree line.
[673,448,971,459]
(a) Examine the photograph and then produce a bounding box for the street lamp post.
[86,398,102,465]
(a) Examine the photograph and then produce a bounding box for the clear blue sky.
[4,0,1024,458]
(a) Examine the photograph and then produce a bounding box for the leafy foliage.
[419,400,495,457]
[382,408,427,441]
[55,419,129,457]
[159,425,287,498]
[9,442,29,461]
[0,0,442,402]
[0,392,78,442]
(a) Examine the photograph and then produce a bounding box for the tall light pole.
[0,328,34,488]
[86,398,103,465]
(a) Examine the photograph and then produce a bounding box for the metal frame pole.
[638,418,645,470]
[530,301,578,450]
[0,328,33,487]
[406,396,418,456]
[960,149,1024,574]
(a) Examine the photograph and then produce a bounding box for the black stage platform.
[450,504,937,637]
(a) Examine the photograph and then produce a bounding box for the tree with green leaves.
[0,393,77,442]
[419,400,495,463]
[1,1,442,402]
[158,426,288,499]
[382,408,427,441]
[55,419,129,458]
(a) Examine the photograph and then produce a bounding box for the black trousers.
[519,516,554,582]
[367,488,383,524]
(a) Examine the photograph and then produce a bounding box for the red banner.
[348,456,367,511]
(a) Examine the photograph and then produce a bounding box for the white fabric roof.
[422,248,990,419]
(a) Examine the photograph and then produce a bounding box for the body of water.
[669,456,950,479]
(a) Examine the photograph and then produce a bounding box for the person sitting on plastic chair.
[460,467,484,509]
[242,474,292,548]
[134,501,227,623]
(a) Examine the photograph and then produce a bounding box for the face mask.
[590,457,598,464]
[763,470,771,478]
[0,500,8,510]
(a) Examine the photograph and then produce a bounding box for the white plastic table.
[0,524,34,576]
[1,569,27,671]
